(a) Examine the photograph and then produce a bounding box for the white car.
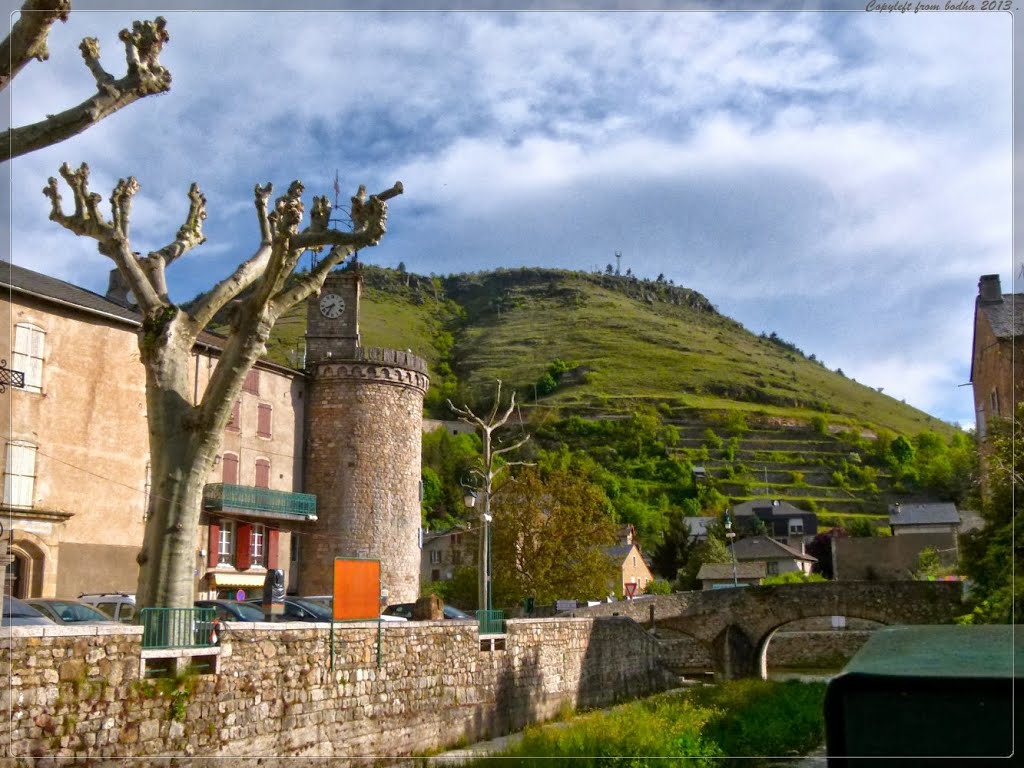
[77,592,137,623]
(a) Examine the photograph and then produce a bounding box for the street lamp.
[462,484,492,612]
[725,513,738,587]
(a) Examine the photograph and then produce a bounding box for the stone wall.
[1,616,670,764]
[300,354,428,602]
[768,630,873,669]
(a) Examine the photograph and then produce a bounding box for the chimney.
[978,274,1003,304]
[105,268,133,307]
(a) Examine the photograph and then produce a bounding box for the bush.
[809,414,829,435]
[643,579,673,595]
[762,570,827,585]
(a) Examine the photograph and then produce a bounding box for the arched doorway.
[6,539,46,598]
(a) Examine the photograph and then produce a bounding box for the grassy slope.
[258,266,952,439]
[442,270,950,437]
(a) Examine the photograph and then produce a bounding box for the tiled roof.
[698,561,767,580]
[685,516,716,538]
[978,294,1024,339]
[605,544,636,560]
[729,536,817,562]
[2,261,140,324]
[2,262,300,375]
[888,502,960,527]
[732,499,812,518]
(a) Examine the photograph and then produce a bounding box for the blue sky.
[3,4,1016,429]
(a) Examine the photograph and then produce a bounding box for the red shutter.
[255,459,270,489]
[267,528,280,569]
[222,453,239,485]
[236,522,253,570]
[208,522,220,568]
[257,403,272,438]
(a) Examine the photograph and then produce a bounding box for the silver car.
[26,598,116,625]
[2,595,55,627]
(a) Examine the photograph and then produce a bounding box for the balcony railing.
[140,607,217,649]
[476,609,506,635]
[203,483,317,520]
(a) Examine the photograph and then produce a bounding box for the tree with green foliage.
[422,565,478,611]
[420,429,482,530]
[958,403,1023,623]
[675,526,729,591]
[490,467,617,608]
[651,508,695,580]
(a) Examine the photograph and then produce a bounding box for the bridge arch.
[753,612,891,680]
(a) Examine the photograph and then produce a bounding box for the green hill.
[260,265,970,536]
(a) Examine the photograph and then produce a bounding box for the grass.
[461,679,826,767]
[261,266,954,439]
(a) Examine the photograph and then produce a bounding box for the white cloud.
[5,8,1011,429]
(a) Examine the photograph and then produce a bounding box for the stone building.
[970,273,1023,440]
[1,264,425,604]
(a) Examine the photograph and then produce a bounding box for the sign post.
[331,558,382,669]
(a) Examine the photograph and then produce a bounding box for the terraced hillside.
[669,418,903,524]
[255,265,968,537]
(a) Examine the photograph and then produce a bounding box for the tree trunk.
[135,317,221,609]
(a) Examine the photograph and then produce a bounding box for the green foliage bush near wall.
[467,680,826,765]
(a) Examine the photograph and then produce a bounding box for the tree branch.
[0,0,70,92]
[42,163,160,310]
[270,182,403,314]
[2,16,170,162]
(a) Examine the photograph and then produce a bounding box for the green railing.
[202,483,317,519]
[476,609,505,635]
[140,607,217,649]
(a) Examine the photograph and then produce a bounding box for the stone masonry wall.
[1,616,670,764]
[300,356,428,601]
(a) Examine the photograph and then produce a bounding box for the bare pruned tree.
[1,0,171,162]
[448,380,531,610]
[44,163,403,608]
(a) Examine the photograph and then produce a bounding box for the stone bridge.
[572,581,963,679]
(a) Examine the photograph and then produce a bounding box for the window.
[257,403,272,438]
[788,519,804,535]
[4,441,36,508]
[218,521,236,565]
[767,561,779,575]
[431,569,440,582]
[430,550,442,564]
[13,323,44,393]
[222,453,239,485]
[250,524,265,568]
[243,369,260,395]
[255,458,270,489]
[226,400,241,432]
[990,389,1001,417]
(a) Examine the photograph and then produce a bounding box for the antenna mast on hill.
[615,251,622,276]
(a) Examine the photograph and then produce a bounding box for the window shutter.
[236,522,253,570]
[243,369,260,395]
[257,403,272,438]
[222,453,239,485]
[208,523,220,568]
[255,459,270,489]
[267,528,280,569]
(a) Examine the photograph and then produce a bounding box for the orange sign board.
[332,558,381,621]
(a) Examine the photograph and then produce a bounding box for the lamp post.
[462,485,491,612]
[725,513,738,587]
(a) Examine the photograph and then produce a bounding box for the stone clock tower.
[299,269,429,603]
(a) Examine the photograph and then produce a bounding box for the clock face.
[319,293,345,319]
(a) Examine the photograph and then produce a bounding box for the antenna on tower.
[312,169,359,272]
[615,251,622,276]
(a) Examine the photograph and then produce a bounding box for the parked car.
[25,598,116,625]
[301,595,407,622]
[245,597,334,622]
[382,603,473,621]
[2,595,55,627]
[195,599,266,622]
[77,592,136,623]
